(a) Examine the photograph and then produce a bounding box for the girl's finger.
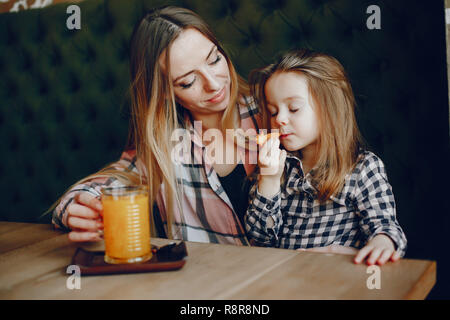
[391,250,402,262]
[262,137,279,157]
[67,203,100,219]
[259,137,273,156]
[270,148,281,167]
[259,155,269,167]
[272,137,280,151]
[68,216,102,232]
[267,138,279,160]
[75,192,102,211]
[68,231,102,242]
[367,248,383,265]
[354,245,373,264]
[377,249,393,265]
[258,142,272,166]
[280,149,287,162]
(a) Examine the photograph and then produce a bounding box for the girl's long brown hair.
[249,49,364,201]
[48,6,249,237]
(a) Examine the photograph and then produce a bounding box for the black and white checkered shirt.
[245,151,407,256]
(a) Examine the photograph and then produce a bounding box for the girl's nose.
[276,112,288,126]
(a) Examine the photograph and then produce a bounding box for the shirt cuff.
[368,228,407,257]
[252,188,282,230]
[254,187,281,212]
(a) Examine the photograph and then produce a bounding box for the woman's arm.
[52,150,143,241]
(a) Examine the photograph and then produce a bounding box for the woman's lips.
[206,87,226,104]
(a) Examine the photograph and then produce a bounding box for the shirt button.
[266,203,273,210]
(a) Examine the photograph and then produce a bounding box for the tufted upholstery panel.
[1,0,449,297]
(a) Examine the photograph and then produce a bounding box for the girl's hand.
[66,191,104,242]
[258,137,286,178]
[257,137,287,198]
[354,234,401,265]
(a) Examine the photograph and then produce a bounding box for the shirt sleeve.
[245,180,283,247]
[354,153,407,257]
[51,151,139,230]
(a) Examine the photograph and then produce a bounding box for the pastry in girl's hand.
[256,132,280,146]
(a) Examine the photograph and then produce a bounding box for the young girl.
[246,49,407,265]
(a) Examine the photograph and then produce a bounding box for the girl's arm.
[353,153,407,264]
[245,137,287,246]
[245,182,283,247]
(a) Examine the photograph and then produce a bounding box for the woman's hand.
[66,191,104,242]
[354,234,401,265]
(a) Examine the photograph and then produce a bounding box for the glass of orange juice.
[101,186,152,264]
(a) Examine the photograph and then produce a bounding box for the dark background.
[0,0,449,298]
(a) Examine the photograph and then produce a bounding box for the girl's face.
[265,71,320,154]
[160,28,231,118]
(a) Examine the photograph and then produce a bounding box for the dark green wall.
[0,0,449,298]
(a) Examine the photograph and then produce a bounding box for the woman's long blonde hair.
[48,6,249,237]
[250,49,364,201]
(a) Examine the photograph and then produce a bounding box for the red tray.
[70,242,188,275]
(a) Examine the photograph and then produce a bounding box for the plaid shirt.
[53,96,261,246]
[245,151,407,256]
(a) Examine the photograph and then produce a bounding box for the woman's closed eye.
[178,54,221,89]
[179,77,196,89]
[209,54,222,65]
[268,108,277,117]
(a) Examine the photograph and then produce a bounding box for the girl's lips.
[206,87,225,104]
[280,133,292,139]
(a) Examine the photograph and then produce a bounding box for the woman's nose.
[202,70,221,92]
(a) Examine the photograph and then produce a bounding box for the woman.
[51,6,261,244]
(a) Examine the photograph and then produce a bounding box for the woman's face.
[160,28,231,118]
[265,71,320,154]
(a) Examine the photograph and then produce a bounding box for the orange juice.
[101,186,152,264]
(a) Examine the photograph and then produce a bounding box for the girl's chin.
[282,143,305,153]
[281,140,300,152]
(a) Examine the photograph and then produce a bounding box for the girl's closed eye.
[290,104,304,113]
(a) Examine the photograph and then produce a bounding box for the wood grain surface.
[0,222,436,300]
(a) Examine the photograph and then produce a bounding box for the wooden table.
[0,222,436,300]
